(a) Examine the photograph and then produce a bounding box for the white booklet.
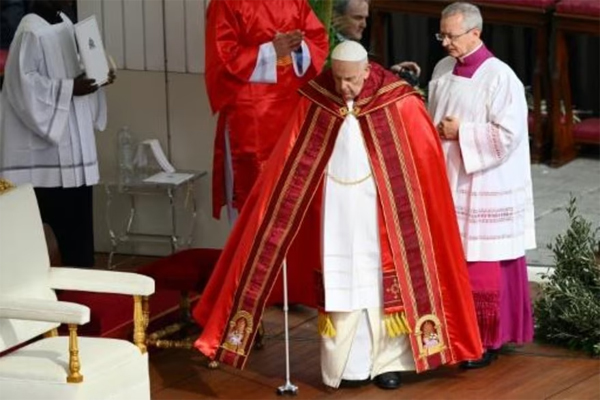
[74,15,109,85]
[135,139,176,173]
[143,172,194,185]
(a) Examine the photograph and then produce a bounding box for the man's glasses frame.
[435,28,475,42]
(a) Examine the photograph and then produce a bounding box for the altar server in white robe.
[428,2,536,369]
[0,0,114,267]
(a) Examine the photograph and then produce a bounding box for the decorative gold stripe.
[355,91,415,117]
[390,107,450,365]
[366,109,431,370]
[302,80,415,119]
[355,80,410,107]
[237,111,327,349]
[366,103,453,370]
[251,109,329,264]
[225,108,336,367]
[276,55,293,66]
[383,105,453,366]
[365,113,418,315]
[387,110,431,289]
[305,80,345,105]
[384,106,432,289]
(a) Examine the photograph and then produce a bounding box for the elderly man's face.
[439,13,481,59]
[331,59,371,101]
[334,0,369,40]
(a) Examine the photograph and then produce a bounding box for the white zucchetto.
[331,40,368,62]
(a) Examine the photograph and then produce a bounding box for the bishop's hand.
[273,30,304,58]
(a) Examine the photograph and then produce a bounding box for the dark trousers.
[35,186,95,268]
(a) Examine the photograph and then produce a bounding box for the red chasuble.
[205,0,329,218]
[194,63,483,372]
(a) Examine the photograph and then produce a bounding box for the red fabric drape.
[194,64,483,371]
[205,0,329,217]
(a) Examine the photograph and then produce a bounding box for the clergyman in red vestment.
[205,0,329,222]
[194,41,482,390]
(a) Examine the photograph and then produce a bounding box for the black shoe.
[339,378,370,388]
[460,349,499,369]
[373,371,402,390]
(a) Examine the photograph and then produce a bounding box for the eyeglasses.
[435,28,474,42]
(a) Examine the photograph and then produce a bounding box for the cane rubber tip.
[276,385,299,396]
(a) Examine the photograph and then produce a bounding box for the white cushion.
[50,268,155,296]
[0,337,150,400]
[0,184,153,399]
[0,297,89,325]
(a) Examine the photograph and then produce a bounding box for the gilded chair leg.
[67,324,83,383]
[142,295,150,329]
[133,295,148,354]
[44,328,59,338]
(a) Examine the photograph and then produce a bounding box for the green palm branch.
[309,0,338,62]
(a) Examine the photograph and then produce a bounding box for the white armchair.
[0,182,155,400]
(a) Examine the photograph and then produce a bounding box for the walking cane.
[276,259,298,396]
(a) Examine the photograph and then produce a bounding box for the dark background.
[367,12,599,117]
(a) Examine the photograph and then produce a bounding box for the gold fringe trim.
[318,312,336,338]
[276,55,292,66]
[384,312,411,337]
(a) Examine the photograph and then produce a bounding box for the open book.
[74,15,110,85]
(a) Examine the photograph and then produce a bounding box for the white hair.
[442,2,483,31]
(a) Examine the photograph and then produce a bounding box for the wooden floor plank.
[547,373,600,400]
[148,308,600,400]
[98,255,598,400]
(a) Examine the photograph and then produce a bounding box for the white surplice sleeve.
[249,40,312,83]
[4,30,73,145]
[249,41,277,83]
[291,41,311,78]
[89,89,107,131]
[458,72,528,174]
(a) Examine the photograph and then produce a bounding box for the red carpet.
[56,248,221,339]
[57,289,194,339]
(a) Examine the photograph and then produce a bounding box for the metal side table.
[104,170,207,269]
